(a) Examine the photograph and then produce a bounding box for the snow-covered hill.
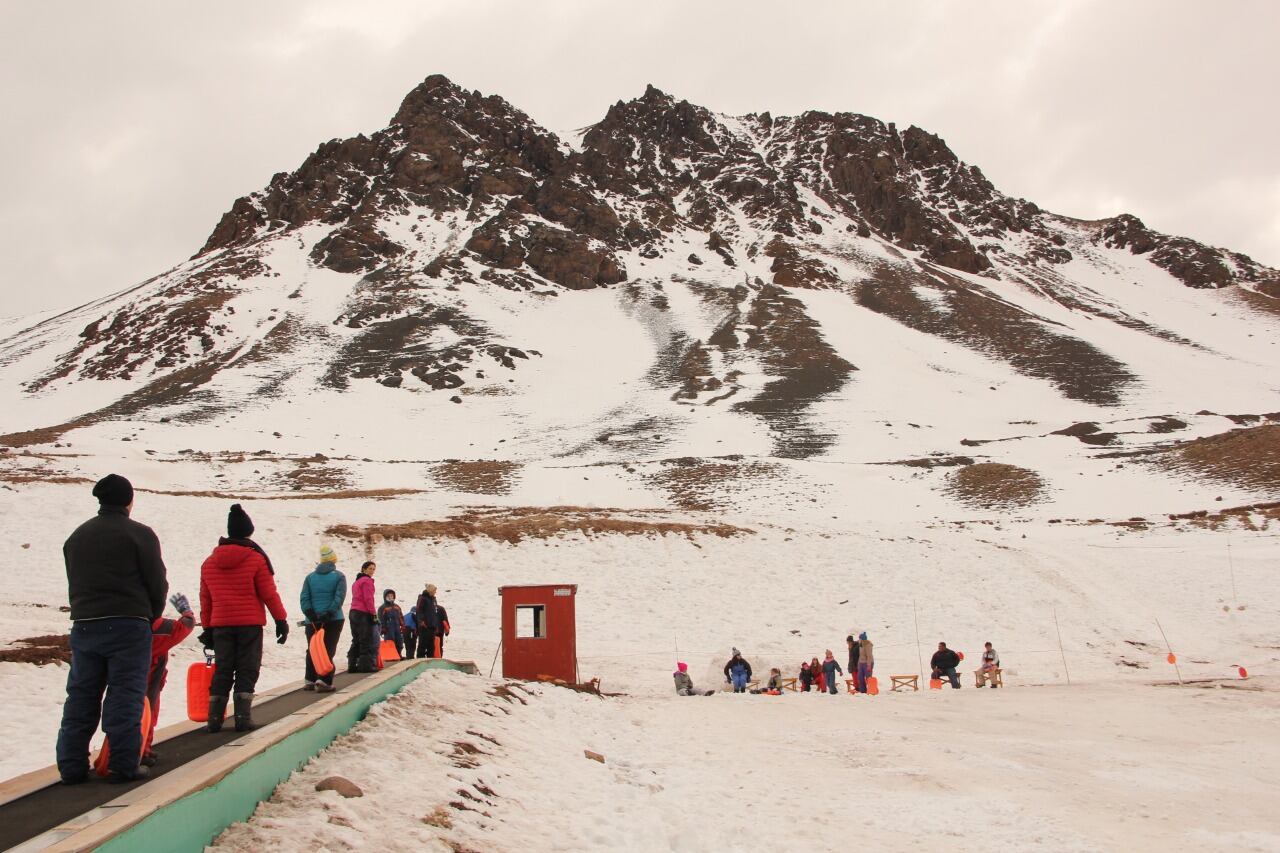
[1,74,1277,520]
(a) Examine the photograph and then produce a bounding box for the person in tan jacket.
[856,632,874,693]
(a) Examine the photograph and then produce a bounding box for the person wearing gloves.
[415,583,441,659]
[723,648,753,693]
[822,649,844,695]
[751,668,785,694]
[346,561,378,672]
[300,545,346,692]
[198,504,288,733]
[57,474,168,785]
[672,661,714,696]
[142,592,196,765]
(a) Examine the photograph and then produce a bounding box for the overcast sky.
[1,1,1276,317]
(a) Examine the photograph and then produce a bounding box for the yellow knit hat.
[319,544,337,563]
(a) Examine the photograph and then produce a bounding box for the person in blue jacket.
[402,605,418,659]
[300,545,347,692]
[723,648,753,693]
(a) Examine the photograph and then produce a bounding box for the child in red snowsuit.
[142,593,196,764]
[810,656,826,693]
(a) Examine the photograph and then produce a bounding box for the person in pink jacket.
[345,561,378,672]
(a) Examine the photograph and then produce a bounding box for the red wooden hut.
[498,584,578,683]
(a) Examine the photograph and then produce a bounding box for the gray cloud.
[1,0,1276,317]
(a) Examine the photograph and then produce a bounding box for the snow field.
[210,670,1280,852]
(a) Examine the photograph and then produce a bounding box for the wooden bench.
[973,667,1004,688]
[890,674,919,692]
[781,677,798,692]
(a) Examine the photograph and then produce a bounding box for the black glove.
[197,629,214,649]
[275,619,289,645]
[304,609,318,624]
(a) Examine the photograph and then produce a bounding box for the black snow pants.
[210,626,264,695]
[347,611,376,672]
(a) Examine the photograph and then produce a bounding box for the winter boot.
[207,695,229,733]
[233,692,257,732]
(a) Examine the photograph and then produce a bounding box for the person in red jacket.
[198,504,288,733]
[142,592,196,764]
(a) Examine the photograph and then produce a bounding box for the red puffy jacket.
[199,542,287,627]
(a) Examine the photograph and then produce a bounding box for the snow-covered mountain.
[2,74,1278,518]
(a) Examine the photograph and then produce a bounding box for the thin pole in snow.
[1227,537,1238,603]
[1053,607,1071,686]
[912,599,924,681]
[488,638,503,679]
[1155,617,1182,684]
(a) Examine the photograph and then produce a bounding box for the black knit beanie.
[227,503,254,539]
[92,474,134,507]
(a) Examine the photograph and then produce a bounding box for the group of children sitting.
[673,633,1001,696]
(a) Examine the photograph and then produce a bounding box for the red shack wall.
[500,585,577,683]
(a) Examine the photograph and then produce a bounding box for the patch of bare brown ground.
[644,458,783,511]
[945,462,1046,509]
[138,487,422,500]
[431,461,521,495]
[1165,501,1280,531]
[326,506,753,545]
[1157,424,1280,497]
[0,634,71,665]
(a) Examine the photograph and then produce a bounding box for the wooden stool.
[845,677,858,694]
[974,668,1004,688]
[890,674,919,692]
[781,677,799,692]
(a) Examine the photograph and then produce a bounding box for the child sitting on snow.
[673,661,713,696]
[751,668,784,694]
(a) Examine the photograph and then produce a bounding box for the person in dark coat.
[57,475,168,785]
[434,600,450,658]
[415,584,440,658]
[847,634,860,676]
[723,648,752,693]
[346,561,378,672]
[378,589,406,657]
[300,545,346,692]
[798,661,813,692]
[931,642,962,689]
[198,504,288,732]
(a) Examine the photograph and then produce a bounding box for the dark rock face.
[21,72,1277,426]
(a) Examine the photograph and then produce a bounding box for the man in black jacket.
[56,475,169,784]
[930,642,962,689]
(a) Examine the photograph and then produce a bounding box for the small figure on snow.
[377,589,405,658]
[847,634,860,679]
[300,545,346,692]
[822,650,843,694]
[931,642,962,689]
[798,661,814,692]
[673,661,713,696]
[856,632,874,693]
[402,604,418,659]
[974,642,1001,688]
[345,561,378,672]
[751,667,784,694]
[724,648,753,693]
[810,656,825,693]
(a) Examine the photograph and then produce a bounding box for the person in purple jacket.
[345,561,378,672]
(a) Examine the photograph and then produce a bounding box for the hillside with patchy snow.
[0,74,1277,522]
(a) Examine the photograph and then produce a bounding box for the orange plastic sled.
[186,654,216,722]
[379,639,401,662]
[93,697,151,777]
[929,678,943,690]
[309,627,335,677]
[867,676,880,695]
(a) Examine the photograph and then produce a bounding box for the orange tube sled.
[379,639,401,661]
[186,654,216,722]
[309,627,335,677]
